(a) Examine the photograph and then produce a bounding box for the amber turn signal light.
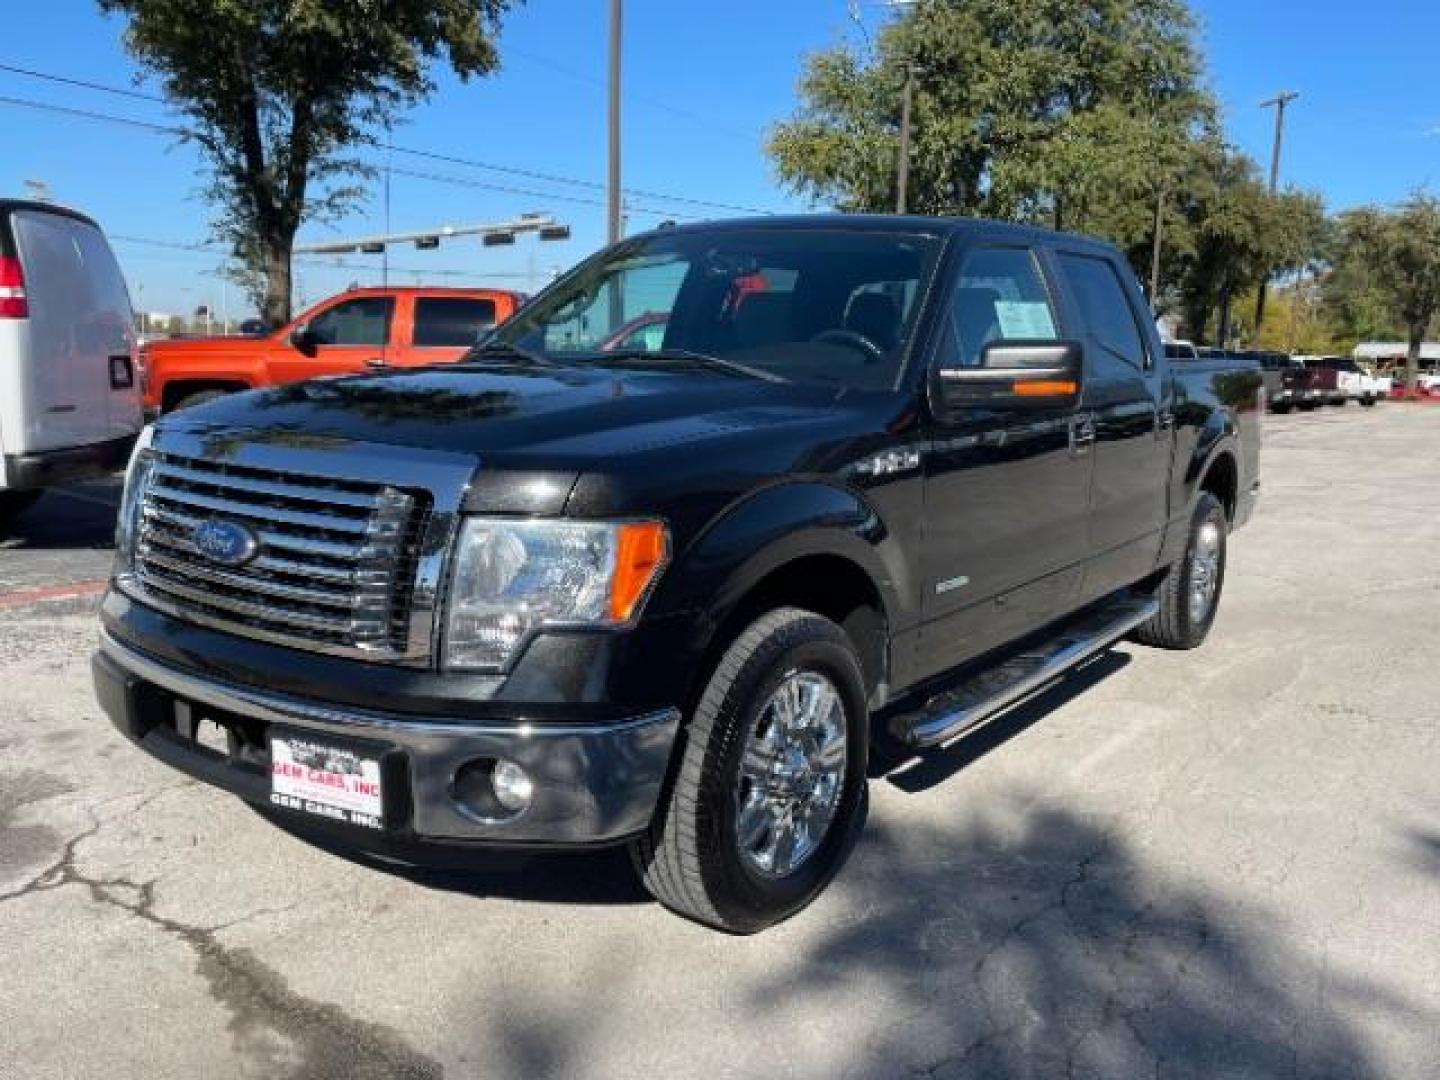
[610,521,670,622]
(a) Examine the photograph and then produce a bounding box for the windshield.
[477,227,944,389]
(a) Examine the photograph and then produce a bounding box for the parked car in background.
[0,199,142,530]
[1236,351,1309,413]
[140,285,525,413]
[95,215,1262,932]
[1306,356,1385,407]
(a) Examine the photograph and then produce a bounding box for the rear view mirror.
[937,340,1083,411]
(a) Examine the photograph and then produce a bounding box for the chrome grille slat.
[147,482,371,535]
[138,546,355,608]
[137,567,358,635]
[142,505,366,561]
[142,526,357,585]
[128,450,433,661]
[151,460,381,511]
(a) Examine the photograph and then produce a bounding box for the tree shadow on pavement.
[468,801,1435,1079]
[748,806,1434,1079]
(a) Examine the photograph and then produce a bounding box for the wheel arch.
[655,481,908,716]
[160,378,252,413]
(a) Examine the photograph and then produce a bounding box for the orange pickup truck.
[141,285,524,413]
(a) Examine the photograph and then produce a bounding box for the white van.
[0,200,142,526]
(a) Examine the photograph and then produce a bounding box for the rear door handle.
[364,358,388,370]
[1069,413,1097,456]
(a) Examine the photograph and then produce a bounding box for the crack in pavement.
[1,787,444,1079]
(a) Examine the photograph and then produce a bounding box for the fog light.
[492,760,534,813]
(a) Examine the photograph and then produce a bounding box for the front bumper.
[93,630,679,848]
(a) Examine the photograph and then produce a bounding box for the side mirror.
[937,340,1083,412]
[289,324,317,353]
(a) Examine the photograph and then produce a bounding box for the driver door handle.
[364,358,388,370]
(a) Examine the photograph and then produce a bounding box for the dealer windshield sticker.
[270,736,383,830]
[995,300,1057,340]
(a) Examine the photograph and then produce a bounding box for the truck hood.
[157,362,880,473]
[142,335,269,358]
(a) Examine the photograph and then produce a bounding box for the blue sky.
[3,0,1437,319]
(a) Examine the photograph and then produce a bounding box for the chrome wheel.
[734,670,848,879]
[1188,520,1222,624]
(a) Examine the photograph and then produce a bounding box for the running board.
[889,596,1159,749]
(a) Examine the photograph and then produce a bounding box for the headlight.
[114,425,156,571]
[444,518,669,670]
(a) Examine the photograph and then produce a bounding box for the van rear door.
[5,205,141,455]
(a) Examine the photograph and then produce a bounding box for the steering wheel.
[810,328,885,363]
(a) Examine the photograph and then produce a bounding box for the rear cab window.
[413,296,498,348]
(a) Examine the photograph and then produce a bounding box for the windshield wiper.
[596,348,786,383]
[463,341,551,367]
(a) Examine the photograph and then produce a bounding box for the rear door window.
[413,297,498,347]
[307,297,394,347]
[1057,254,1150,371]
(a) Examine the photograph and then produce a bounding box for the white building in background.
[1353,342,1440,364]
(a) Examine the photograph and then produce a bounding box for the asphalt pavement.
[1,404,1437,1079]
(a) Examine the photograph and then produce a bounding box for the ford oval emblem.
[191,519,259,567]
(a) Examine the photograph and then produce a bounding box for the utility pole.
[896,66,915,214]
[1253,90,1299,338]
[607,0,624,245]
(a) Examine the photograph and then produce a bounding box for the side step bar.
[889,595,1159,749]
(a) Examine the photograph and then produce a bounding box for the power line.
[0,93,181,135]
[0,61,165,103]
[109,234,540,279]
[384,164,701,221]
[0,63,773,215]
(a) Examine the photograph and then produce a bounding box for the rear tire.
[630,607,869,933]
[1361,396,1376,408]
[170,389,230,412]
[1132,492,1227,651]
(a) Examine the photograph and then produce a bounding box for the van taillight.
[0,256,27,318]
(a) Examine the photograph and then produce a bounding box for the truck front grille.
[132,452,431,660]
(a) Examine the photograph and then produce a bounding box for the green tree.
[1333,193,1440,390]
[1168,142,1326,345]
[767,0,1211,231]
[99,0,515,326]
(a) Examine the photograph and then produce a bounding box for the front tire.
[631,608,869,933]
[1133,492,1228,651]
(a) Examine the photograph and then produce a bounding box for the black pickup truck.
[93,216,1261,932]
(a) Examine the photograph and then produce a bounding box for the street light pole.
[896,66,915,214]
[607,0,624,246]
[1254,90,1299,339]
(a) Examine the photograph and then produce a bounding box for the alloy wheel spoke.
[735,790,774,851]
[733,668,849,880]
